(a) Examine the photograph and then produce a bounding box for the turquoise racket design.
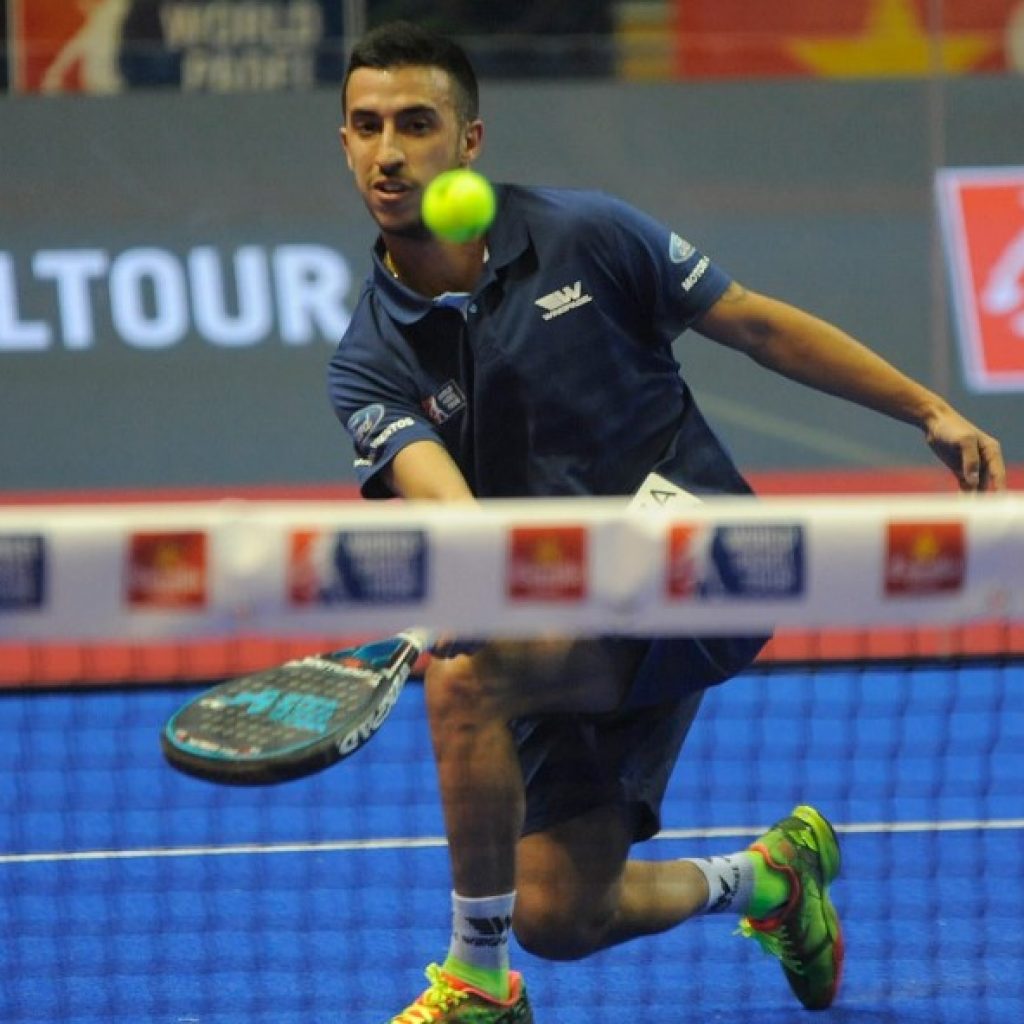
[161,628,434,785]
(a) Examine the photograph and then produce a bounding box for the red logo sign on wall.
[507,526,587,602]
[13,0,127,94]
[126,531,208,608]
[936,166,1024,392]
[885,521,966,595]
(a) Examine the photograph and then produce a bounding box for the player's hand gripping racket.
[161,627,435,784]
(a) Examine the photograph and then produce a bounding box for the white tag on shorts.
[628,472,703,512]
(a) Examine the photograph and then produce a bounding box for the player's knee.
[512,885,612,961]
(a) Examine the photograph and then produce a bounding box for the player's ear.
[460,119,484,167]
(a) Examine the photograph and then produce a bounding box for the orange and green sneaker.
[388,964,533,1024]
[738,804,844,1011]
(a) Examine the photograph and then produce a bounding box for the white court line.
[1,818,1021,866]
[659,818,1024,840]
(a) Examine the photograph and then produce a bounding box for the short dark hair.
[343,21,480,123]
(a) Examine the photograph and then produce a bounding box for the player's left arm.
[695,282,1007,492]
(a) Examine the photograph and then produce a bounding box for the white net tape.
[0,491,1020,642]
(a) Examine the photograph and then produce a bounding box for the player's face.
[341,65,483,239]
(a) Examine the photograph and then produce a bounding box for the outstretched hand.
[925,409,1006,492]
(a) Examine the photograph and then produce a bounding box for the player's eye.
[401,113,435,135]
[350,117,380,136]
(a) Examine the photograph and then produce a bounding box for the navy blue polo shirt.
[328,185,753,501]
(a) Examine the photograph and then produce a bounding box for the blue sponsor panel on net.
[289,528,430,606]
[0,536,47,613]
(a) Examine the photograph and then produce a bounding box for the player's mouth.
[372,178,417,209]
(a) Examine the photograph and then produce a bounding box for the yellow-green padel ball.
[421,168,496,242]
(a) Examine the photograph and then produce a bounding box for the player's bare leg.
[385,641,629,1022]
[514,805,708,959]
[393,642,843,1020]
[514,803,842,1011]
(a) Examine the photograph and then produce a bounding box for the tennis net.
[0,494,1021,1024]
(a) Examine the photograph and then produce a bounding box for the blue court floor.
[1,661,1022,1024]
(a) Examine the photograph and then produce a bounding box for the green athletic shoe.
[388,964,533,1024]
[738,804,844,1011]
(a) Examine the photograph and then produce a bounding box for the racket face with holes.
[160,631,429,785]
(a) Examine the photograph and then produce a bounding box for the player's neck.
[383,235,486,298]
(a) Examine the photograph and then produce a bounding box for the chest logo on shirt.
[421,381,467,425]
[534,281,594,321]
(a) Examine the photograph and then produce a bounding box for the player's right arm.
[386,441,482,659]
[386,439,477,503]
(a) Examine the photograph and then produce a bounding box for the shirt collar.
[370,184,530,325]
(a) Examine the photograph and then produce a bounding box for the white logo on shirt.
[681,255,710,293]
[535,281,593,321]
[368,417,414,450]
[421,381,466,425]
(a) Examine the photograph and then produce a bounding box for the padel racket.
[161,627,435,785]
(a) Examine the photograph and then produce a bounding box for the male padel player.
[328,21,1006,1024]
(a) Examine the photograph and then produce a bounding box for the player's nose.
[375,126,405,170]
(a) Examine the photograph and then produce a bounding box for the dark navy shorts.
[513,632,769,842]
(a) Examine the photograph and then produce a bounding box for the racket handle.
[398,626,437,653]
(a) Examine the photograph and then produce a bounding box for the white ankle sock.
[448,891,515,973]
[686,852,756,915]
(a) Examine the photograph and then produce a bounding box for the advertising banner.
[936,167,1024,393]
[11,0,344,94]
[0,495,1020,642]
[1,2,8,91]
[673,0,1022,78]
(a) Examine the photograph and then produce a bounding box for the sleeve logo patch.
[669,233,696,263]
[346,404,386,449]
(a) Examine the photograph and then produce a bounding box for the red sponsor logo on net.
[507,526,587,601]
[666,523,701,598]
[885,521,966,596]
[288,529,322,605]
[126,531,207,608]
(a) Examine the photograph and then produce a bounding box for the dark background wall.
[1,75,1021,493]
